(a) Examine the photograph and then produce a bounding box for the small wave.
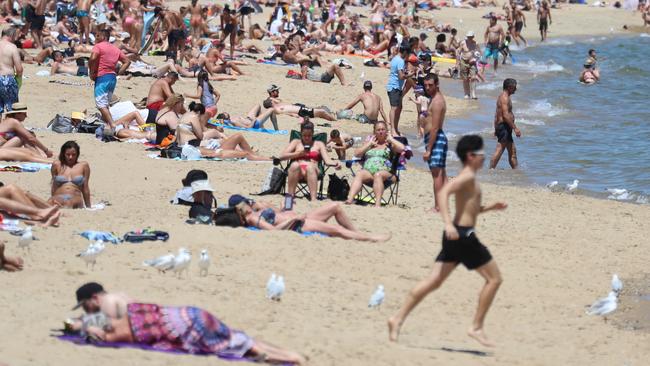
[615,65,650,77]
[637,195,649,204]
[518,118,545,126]
[477,82,500,91]
[607,192,636,201]
[545,39,575,46]
[640,33,650,38]
[514,60,565,74]
[520,99,565,118]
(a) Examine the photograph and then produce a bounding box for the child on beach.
[388,135,505,347]
[409,94,430,138]
[327,129,354,160]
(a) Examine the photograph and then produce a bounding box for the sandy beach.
[1,3,649,366]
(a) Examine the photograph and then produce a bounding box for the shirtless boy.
[339,80,388,124]
[490,78,521,169]
[421,73,447,212]
[537,1,552,42]
[388,134,505,347]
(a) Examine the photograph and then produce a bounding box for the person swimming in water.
[579,59,599,84]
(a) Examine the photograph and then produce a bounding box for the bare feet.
[387,316,402,342]
[40,208,61,227]
[467,327,495,347]
[371,232,392,242]
[425,206,440,213]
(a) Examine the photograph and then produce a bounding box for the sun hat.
[4,102,28,115]
[71,111,85,120]
[72,282,104,310]
[466,30,475,38]
[182,169,208,187]
[191,180,215,194]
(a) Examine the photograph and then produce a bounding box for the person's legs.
[388,261,458,341]
[462,77,470,98]
[305,202,356,230]
[313,108,336,121]
[329,64,346,85]
[345,170,372,204]
[301,219,390,242]
[215,150,270,161]
[248,340,305,365]
[0,196,60,225]
[0,240,24,271]
[489,142,506,169]
[0,184,46,207]
[430,167,447,211]
[371,171,393,207]
[305,164,318,201]
[220,133,254,152]
[115,110,145,127]
[0,147,52,164]
[467,260,502,347]
[286,162,303,197]
[229,30,236,60]
[506,142,518,169]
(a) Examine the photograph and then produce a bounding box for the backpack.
[48,114,74,133]
[327,173,350,201]
[257,166,286,195]
[160,142,183,159]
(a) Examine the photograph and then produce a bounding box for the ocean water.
[409,34,650,204]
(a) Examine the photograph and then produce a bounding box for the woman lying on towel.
[234,199,391,242]
[176,102,271,161]
[0,103,53,164]
[82,302,305,365]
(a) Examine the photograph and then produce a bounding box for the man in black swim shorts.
[389,135,505,347]
[490,78,520,169]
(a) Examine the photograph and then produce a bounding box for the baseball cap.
[363,80,372,89]
[466,31,475,38]
[191,180,215,194]
[182,169,208,187]
[267,84,280,92]
[407,54,419,64]
[72,282,104,310]
[228,194,254,207]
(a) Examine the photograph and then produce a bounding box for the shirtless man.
[537,1,552,42]
[204,45,245,76]
[161,8,186,61]
[490,78,521,169]
[338,80,388,124]
[447,28,460,54]
[389,134,505,348]
[644,4,650,27]
[512,6,528,47]
[457,31,479,99]
[77,0,91,44]
[50,51,89,76]
[55,15,79,43]
[145,71,178,123]
[421,73,448,212]
[0,27,22,113]
[66,282,133,332]
[31,0,48,49]
[220,5,239,60]
[483,16,505,75]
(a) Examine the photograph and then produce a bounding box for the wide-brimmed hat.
[182,169,208,187]
[191,180,215,194]
[4,102,28,115]
[71,111,85,120]
[466,31,475,38]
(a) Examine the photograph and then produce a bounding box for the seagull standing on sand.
[566,180,579,192]
[172,248,192,278]
[546,181,559,189]
[18,227,33,252]
[587,291,618,317]
[198,249,210,277]
[266,273,278,299]
[266,274,285,301]
[77,241,105,270]
[611,274,623,294]
[143,252,175,274]
[368,285,385,309]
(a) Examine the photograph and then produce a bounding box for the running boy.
[388,134,505,347]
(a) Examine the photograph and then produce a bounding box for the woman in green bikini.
[345,121,405,207]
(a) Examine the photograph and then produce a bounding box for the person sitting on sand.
[0,103,53,163]
[154,94,185,146]
[176,102,271,161]
[345,121,405,207]
[49,50,89,76]
[183,70,220,125]
[327,129,354,160]
[277,121,341,201]
[644,4,650,27]
[579,60,599,84]
[49,141,91,209]
[0,183,61,226]
[234,199,391,242]
[68,282,305,365]
[338,80,388,124]
[0,240,24,271]
[300,56,348,86]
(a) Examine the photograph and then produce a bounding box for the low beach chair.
[276,130,329,200]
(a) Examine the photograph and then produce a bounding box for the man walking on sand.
[490,78,521,169]
[388,134,505,347]
[89,29,131,129]
[339,80,388,124]
[421,74,447,212]
[537,1,552,42]
[0,27,23,114]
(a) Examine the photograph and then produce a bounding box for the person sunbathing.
[50,50,89,76]
[0,240,23,271]
[176,102,270,161]
[113,111,155,141]
[0,184,61,226]
[0,103,53,163]
[300,56,348,86]
[70,282,305,365]
[277,121,340,201]
[345,121,405,207]
[235,200,391,242]
[49,141,91,209]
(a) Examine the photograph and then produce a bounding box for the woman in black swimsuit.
[154,94,185,145]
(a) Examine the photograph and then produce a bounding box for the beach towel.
[79,231,120,244]
[141,11,156,48]
[49,79,94,87]
[246,226,327,238]
[147,153,244,162]
[208,121,287,135]
[256,59,295,67]
[0,162,51,172]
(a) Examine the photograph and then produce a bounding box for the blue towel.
[141,12,155,48]
[245,226,326,237]
[0,162,51,172]
[80,231,121,244]
[257,59,296,67]
[209,121,288,135]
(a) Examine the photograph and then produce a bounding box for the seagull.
[18,227,33,252]
[566,180,579,192]
[606,188,627,196]
[274,276,285,301]
[77,241,105,270]
[368,285,385,309]
[586,291,617,317]
[198,249,210,277]
[359,72,365,80]
[143,252,175,274]
[266,273,277,299]
[172,248,192,278]
[546,181,559,189]
[611,274,623,294]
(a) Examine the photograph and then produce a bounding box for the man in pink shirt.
[89,29,130,129]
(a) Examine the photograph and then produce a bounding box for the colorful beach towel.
[256,59,295,67]
[79,231,121,244]
[208,121,287,135]
[147,153,245,162]
[0,162,51,172]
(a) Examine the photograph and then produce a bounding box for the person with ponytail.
[184,70,220,126]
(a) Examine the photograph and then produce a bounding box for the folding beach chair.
[345,136,410,206]
[277,130,329,200]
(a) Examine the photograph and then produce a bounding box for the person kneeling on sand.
[67,282,306,365]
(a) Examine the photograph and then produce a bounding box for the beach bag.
[78,121,101,134]
[327,173,350,201]
[213,207,243,227]
[48,114,74,133]
[257,166,286,195]
[181,144,202,160]
[160,142,183,159]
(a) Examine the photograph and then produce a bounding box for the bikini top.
[0,130,17,140]
[297,150,321,162]
[257,208,276,226]
[54,175,85,187]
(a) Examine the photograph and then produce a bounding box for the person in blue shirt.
[385,44,414,136]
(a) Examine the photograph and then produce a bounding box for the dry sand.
[1,4,649,366]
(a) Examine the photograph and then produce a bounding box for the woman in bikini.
[345,121,405,207]
[0,103,53,163]
[154,94,185,145]
[278,121,340,202]
[113,111,155,142]
[176,102,270,161]
[49,141,91,209]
